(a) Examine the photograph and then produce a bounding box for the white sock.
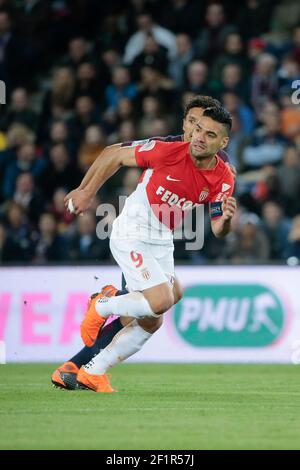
[84,320,152,375]
[95,291,159,319]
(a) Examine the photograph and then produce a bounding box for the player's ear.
[220,136,229,149]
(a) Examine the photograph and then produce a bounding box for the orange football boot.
[80,292,107,347]
[80,284,118,347]
[76,366,116,392]
[51,361,79,390]
[101,284,119,297]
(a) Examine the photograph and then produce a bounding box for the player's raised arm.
[64,145,138,215]
[77,143,121,191]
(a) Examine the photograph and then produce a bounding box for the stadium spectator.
[223,112,249,172]
[5,200,34,260]
[67,211,110,262]
[194,3,236,63]
[287,215,300,259]
[15,0,50,70]
[2,142,46,199]
[117,167,142,198]
[278,56,300,90]
[46,0,73,55]
[69,96,102,145]
[0,220,23,262]
[123,11,177,64]
[78,125,107,172]
[0,9,27,94]
[137,65,175,109]
[222,92,255,136]
[130,34,169,80]
[211,32,250,81]
[44,120,76,161]
[184,60,212,96]
[224,213,270,263]
[48,187,75,233]
[115,97,136,124]
[0,124,35,202]
[4,87,38,132]
[168,33,194,89]
[242,111,290,169]
[247,37,267,62]
[278,146,300,216]
[13,172,44,225]
[146,118,172,139]
[94,14,127,55]
[160,0,202,38]
[32,213,66,263]
[236,0,273,40]
[261,201,291,260]
[270,0,300,34]
[60,37,92,70]
[99,47,122,74]
[40,67,76,129]
[251,53,278,114]
[114,120,137,143]
[291,25,300,67]
[212,63,250,104]
[138,95,174,138]
[4,123,35,148]
[43,143,82,200]
[105,66,137,111]
[250,165,284,209]
[74,61,102,103]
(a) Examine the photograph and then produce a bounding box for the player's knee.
[138,315,163,334]
[151,291,174,314]
[173,284,183,304]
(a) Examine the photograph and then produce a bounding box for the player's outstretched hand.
[221,196,236,221]
[64,188,94,215]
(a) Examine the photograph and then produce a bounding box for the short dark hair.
[183,95,221,119]
[202,106,232,135]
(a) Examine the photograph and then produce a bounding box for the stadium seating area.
[1,0,300,264]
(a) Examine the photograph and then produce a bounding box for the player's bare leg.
[120,276,182,331]
[173,277,184,304]
[52,277,182,389]
[77,282,176,392]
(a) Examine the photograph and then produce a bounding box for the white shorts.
[110,236,175,292]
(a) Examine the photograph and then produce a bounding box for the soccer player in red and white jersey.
[51,96,237,390]
[64,106,236,392]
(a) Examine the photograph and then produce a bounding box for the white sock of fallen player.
[95,291,160,319]
[84,320,152,375]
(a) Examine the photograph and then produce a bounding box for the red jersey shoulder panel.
[135,140,189,169]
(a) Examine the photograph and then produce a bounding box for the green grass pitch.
[0,363,300,450]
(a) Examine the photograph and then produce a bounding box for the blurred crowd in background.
[1,0,300,265]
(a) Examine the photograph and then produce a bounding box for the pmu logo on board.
[173,284,285,347]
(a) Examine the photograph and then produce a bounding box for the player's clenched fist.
[64,188,94,215]
[221,196,236,221]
